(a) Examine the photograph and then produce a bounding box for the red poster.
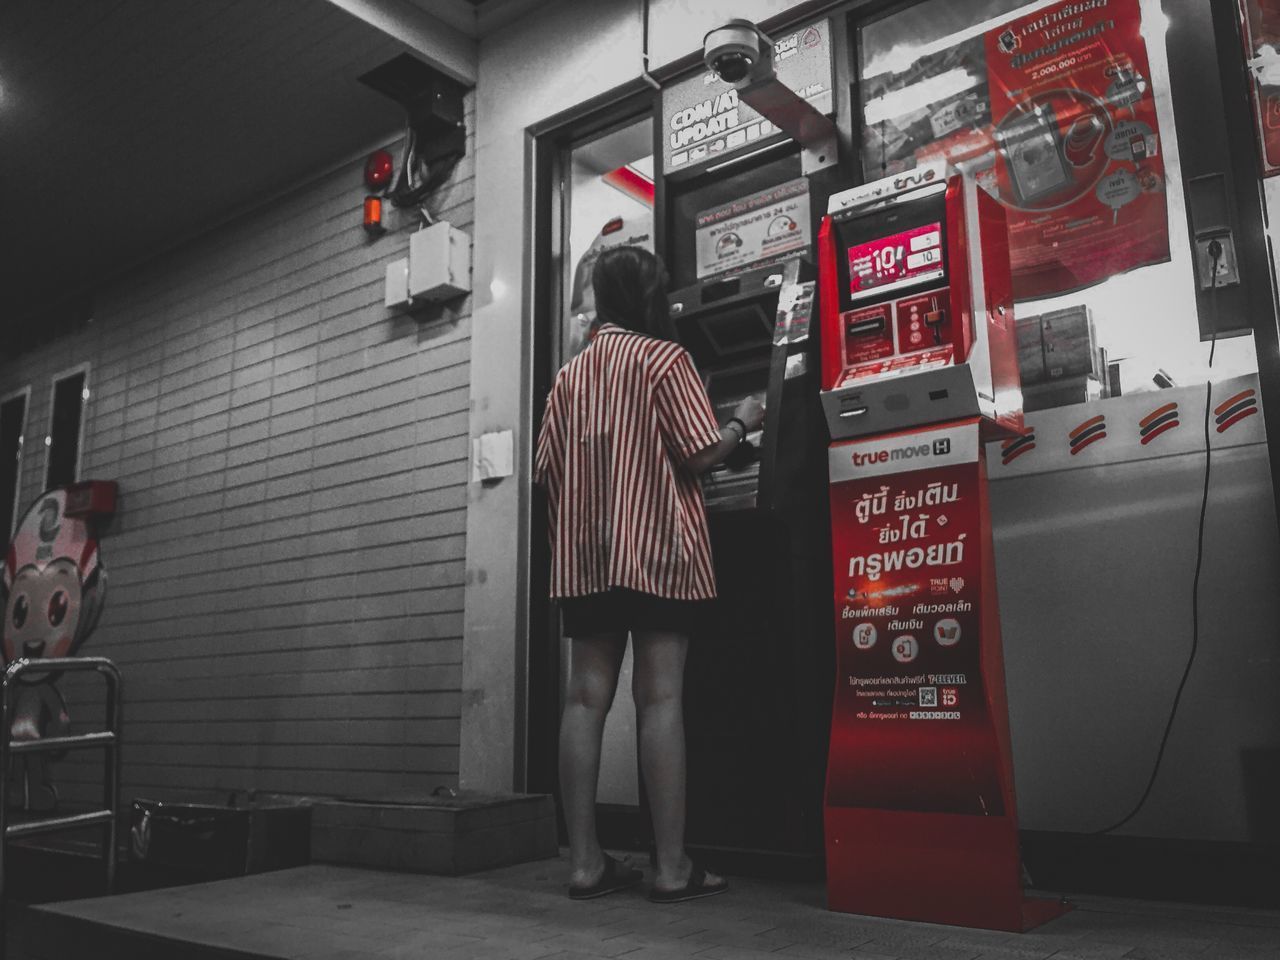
[826,421,1002,817]
[819,422,1070,931]
[823,421,1065,930]
[1241,0,1280,176]
[982,0,1170,298]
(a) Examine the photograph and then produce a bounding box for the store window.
[0,389,28,541]
[45,366,88,490]
[855,0,1257,408]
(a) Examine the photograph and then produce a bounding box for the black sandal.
[648,862,728,903]
[568,853,643,900]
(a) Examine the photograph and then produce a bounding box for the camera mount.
[703,19,837,174]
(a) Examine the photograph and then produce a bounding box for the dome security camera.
[703,19,764,85]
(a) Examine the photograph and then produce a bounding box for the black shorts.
[559,588,713,637]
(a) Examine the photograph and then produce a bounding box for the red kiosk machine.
[817,162,1065,931]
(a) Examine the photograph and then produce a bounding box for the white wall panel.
[0,105,475,806]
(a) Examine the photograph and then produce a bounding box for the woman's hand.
[684,395,766,475]
[733,395,765,433]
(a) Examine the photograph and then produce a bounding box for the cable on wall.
[1092,241,1224,836]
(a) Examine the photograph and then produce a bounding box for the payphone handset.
[817,163,1022,441]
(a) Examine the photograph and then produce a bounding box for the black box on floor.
[128,799,310,879]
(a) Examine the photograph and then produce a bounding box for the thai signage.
[982,0,1171,298]
[826,420,1002,815]
[693,177,811,279]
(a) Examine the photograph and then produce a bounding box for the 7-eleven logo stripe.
[1139,402,1179,445]
[1069,414,1106,454]
[1214,389,1257,433]
[1001,430,1035,465]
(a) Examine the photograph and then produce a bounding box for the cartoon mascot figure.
[0,488,108,811]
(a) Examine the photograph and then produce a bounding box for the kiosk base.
[823,420,1068,932]
[825,807,1069,931]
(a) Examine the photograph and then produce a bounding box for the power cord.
[1092,239,1222,835]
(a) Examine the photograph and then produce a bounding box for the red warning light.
[364,149,394,189]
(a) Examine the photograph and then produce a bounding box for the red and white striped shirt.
[534,324,722,600]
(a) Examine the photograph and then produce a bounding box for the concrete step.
[309,791,558,876]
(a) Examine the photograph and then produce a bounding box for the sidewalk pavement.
[17,853,1280,960]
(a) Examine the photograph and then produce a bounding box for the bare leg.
[559,632,627,887]
[632,629,723,892]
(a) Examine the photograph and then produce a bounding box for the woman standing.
[534,246,765,902]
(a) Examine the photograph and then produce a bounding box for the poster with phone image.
[983,0,1170,299]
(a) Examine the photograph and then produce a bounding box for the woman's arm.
[684,395,765,475]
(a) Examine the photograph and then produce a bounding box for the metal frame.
[0,656,122,952]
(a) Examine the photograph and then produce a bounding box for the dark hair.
[591,246,673,340]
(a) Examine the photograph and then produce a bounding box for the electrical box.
[409,222,471,302]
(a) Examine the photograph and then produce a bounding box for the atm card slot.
[846,315,886,336]
[839,394,869,419]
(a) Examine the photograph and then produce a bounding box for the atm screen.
[846,221,944,302]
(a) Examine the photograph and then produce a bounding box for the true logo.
[891,167,938,192]
[932,438,951,456]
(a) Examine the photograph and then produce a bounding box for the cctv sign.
[661,17,834,177]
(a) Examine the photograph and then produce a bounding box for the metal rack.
[0,657,122,954]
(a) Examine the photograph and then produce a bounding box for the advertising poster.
[826,421,1004,816]
[859,0,1170,300]
[662,19,833,175]
[1241,0,1280,176]
[693,178,811,279]
[983,0,1171,298]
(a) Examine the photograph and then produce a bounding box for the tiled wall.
[0,108,475,806]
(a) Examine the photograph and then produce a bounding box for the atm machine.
[817,162,1067,930]
[659,146,835,864]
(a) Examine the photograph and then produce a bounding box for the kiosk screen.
[834,190,948,314]
[846,222,944,301]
